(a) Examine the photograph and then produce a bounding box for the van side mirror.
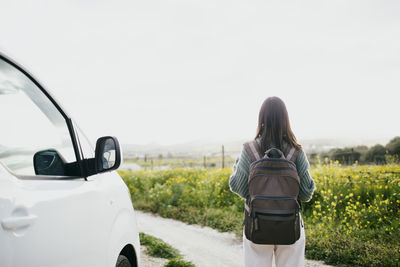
[33,137,122,177]
[95,136,121,173]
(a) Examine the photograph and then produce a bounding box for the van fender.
[107,208,140,267]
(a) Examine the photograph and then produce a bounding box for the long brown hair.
[255,96,301,153]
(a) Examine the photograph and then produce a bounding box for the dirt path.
[137,211,332,267]
[140,246,168,267]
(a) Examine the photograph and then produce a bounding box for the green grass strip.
[164,259,195,267]
[139,232,195,267]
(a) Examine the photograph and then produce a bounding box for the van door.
[0,55,110,267]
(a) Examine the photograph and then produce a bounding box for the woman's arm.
[296,150,316,202]
[229,147,251,199]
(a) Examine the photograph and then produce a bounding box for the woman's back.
[229,96,316,267]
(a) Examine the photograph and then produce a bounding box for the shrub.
[386,136,400,158]
[365,144,387,164]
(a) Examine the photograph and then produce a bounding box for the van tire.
[116,255,131,267]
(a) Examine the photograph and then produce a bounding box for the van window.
[0,58,76,176]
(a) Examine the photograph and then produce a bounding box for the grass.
[164,259,196,267]
[121,163,400,267]
[139,232,195,267]
[306,226,398,266]
[139,232,180,259]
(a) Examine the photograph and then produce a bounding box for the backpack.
[243,140,301,245]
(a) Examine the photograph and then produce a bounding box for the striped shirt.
[229,139,316,202]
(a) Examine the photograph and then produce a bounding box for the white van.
[0,53,140,267]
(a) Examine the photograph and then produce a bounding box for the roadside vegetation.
[139,232,195,267]
[120,161,400,267]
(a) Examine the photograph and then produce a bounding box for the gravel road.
[137,211,332,267]
[140,246,168,267]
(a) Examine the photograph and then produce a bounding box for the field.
[119,161,400,267]
[125,156,235,169]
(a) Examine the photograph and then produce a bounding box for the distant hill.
[122,139,246,159]
[122,137,392,159]
[300,137,392,153]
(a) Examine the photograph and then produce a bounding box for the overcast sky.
[1,0,399,145]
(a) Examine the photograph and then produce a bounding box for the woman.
[229,96,315,267]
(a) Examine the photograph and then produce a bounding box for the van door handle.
[1,214,37,230]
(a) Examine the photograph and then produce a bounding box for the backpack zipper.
[256,212,294,217]
[254,166,297,172]
[251,196,301,209]
[253,211,296,231]
[251,157,296,168]
[248,173,300,186]
[253,196,297,201]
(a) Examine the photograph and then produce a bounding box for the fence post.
[203,156,206,168]
[222,145,225,169]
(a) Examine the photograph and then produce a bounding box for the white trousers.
[243,219,305,267]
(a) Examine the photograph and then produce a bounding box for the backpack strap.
[284,145,301,208]
[244,141,263,163]
[284,145,299,163]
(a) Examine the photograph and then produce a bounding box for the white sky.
[1,0,399,145]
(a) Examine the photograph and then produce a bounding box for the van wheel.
[116,255,131,267]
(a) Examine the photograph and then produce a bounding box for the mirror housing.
[94,136,121,173]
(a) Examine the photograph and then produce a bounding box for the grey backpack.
[243,140,301,245]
